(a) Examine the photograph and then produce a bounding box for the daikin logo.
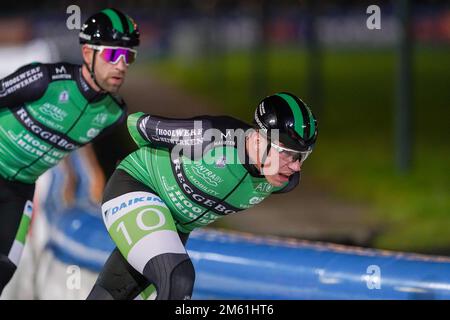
[109,196,164,215]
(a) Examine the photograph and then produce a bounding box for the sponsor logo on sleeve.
[52,66,72,80]
[0,67,43,97]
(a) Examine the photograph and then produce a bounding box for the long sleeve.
[127,112,255,163]
[127,112,212,149]
[0,63,49,109]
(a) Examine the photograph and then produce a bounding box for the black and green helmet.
[79,8,140,47]
[253,92,318,152]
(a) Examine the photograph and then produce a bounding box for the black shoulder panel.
[0,62,50,108]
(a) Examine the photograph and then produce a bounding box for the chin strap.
[258,129,272,175]
[84,49,107,93]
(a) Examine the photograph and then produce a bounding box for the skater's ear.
[81,44,95,66]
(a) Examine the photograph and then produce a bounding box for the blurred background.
[1,0,449,258]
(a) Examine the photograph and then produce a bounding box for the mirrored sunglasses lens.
[101,48,136,64]
[100,48,115,62]
[111,49,125,64]
[113,49,136,64]
[115,48,136,64]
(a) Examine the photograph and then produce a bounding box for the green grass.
[144,46,450,253]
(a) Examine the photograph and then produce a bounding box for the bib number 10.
[116,208,166,246]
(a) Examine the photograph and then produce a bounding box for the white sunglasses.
[270,142,312,163]
[87,45,137,65]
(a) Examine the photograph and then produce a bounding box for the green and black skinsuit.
[0,62,126,294]
[88,111,301,300]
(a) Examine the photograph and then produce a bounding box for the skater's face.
[261,137,303,187]
[247,131,303,187]
[82,45,135,93]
